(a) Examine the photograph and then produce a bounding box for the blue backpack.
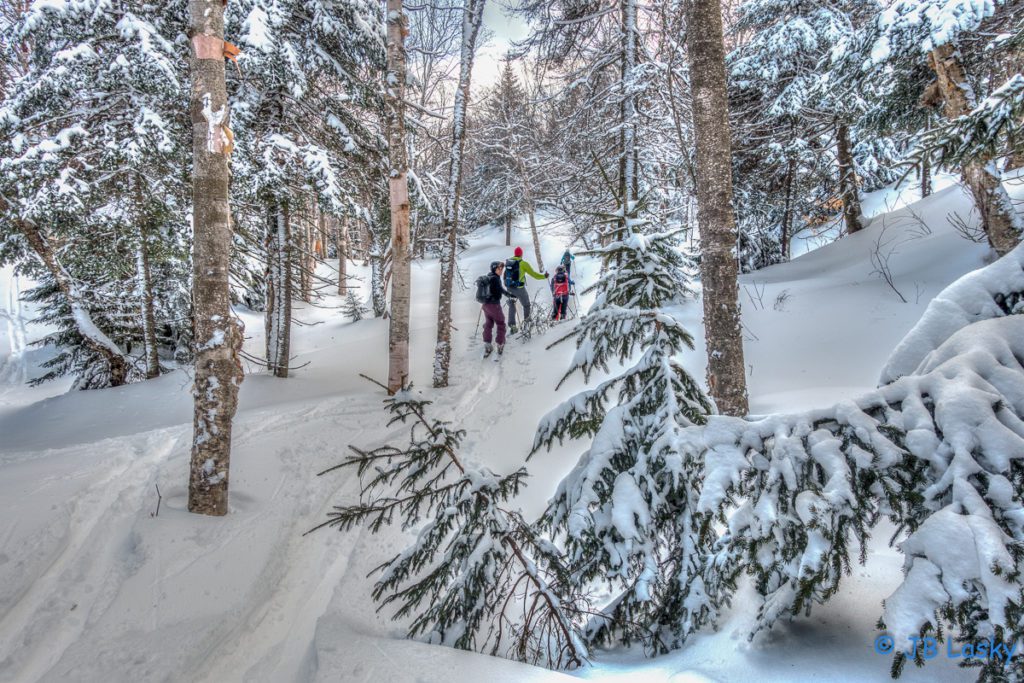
[504,258,521,288]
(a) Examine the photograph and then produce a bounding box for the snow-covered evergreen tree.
[728,0,888,266]
[0,0,190,388]
[863,0,1023,255]
[531,196,715,652]
[227,0,386,376]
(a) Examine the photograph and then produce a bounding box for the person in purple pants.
[481,260,513,358]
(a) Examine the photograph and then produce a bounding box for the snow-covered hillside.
[0,179,1001,682]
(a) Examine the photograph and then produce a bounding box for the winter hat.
[514,246,523,257]
[556,265,565,274]
[490,260,503,273]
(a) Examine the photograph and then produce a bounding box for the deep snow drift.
[0,176,1011,682]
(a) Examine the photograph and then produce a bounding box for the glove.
[544,272,550,279]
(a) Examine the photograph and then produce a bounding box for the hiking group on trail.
[475,245,576,358]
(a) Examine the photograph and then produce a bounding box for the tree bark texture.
[836,122,864,235]
[386,0,411,394]
[433,0,486,388]
[337,214,349,295]
[929,44,1021,255]
[266,199,291,378]
[781,156,795,261]
[135,222,160,379]
[187,0,243,517]
[133,175,160,380]
[687,0,749,417]
[620,0,638,217]
[505,214,512,246]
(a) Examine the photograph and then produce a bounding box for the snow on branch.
[311,387,589,669]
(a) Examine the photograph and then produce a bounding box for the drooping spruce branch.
[311,385,589,669]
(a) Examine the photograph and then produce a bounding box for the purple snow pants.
[482,303,506,345]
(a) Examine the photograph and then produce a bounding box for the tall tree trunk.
[133,178,160,380]
[780,156,795,262]
[929,44,1021,255]
[618,0,638,240]
[135,226,160,380]
[504,214,512,246]
[687,0,749,417]
[337,214,349,296]
[266,199,291,378]
[371,244,387,317]
[527,202,544,271]
[187,0,243,516]
[836,121,864,235]
[921,152,933,198]
[18,220,131,386]
[385,0,411,394]
[433,0,486,388]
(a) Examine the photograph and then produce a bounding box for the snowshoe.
[483,343,493,359]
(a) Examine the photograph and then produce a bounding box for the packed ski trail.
[0,176,1008,681]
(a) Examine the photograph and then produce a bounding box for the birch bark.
[386,0,412,394]
[432,0,486,388]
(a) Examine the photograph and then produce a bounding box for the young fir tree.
[313,388,588,668]
[341,291,369,322]
[531,196,715,653]
[0,0,190,388]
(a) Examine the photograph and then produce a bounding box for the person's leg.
[495,305,507,346]
[516,286,531,321]
[482,305,494,343]
[552,298,559,320]
[507,292,518,329]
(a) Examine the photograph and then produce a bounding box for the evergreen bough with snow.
[313,388,588,669]
[644,245,1024,682]
[531,198,715,653]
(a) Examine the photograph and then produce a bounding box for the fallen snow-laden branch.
[674,247,1024,681]
[880,241,1024,383]
[310,386,589,669]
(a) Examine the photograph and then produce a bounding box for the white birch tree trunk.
[386,0,411,394]
[265,199,291,378]
[187,0,244,516]
[432,0,486,388]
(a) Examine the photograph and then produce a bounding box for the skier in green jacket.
[504,246,548,333]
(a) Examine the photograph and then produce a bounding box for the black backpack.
[504,258,521,288]
[475,275,490,304]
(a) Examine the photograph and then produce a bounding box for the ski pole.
[474,306,482,337]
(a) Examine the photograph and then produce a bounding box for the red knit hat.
[514,246,523,257]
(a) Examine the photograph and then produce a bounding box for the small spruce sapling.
[311,384,588,669]
[342,291,369,322]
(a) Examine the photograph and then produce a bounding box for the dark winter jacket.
[482,272,512,305]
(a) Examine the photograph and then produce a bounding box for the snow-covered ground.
[0,175,1007,682]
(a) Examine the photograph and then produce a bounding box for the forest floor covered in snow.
[0,175,1011,682]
